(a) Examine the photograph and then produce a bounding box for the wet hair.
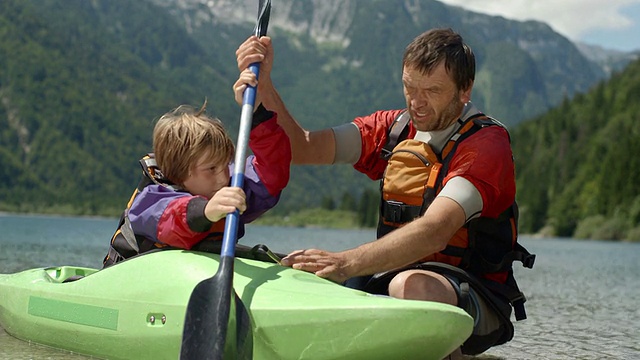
[152,100,234,185]
[402,28,475,91]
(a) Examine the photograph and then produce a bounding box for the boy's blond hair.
[153,101,235,186]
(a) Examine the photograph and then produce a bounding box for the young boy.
[102,69,291,267]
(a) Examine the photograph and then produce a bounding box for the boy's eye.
[208,166,227,174]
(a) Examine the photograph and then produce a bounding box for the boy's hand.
[204,187,246,222]
[233,68,262,109]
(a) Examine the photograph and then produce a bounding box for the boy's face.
[182,153,230,198]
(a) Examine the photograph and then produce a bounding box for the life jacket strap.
[381,111,411,160]
[104,246,126,266]
[440,244,466,258]
[139,154,181,191]
[472,245,536,274]
[482,270,528,321]
[380,200,422,223]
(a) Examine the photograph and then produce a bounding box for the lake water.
[0,214,639,359]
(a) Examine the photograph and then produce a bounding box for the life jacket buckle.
[522,253,536,269]
[386,201,405,223]
[510,292,526,304]
[511,293,528,321]
[380,147,393,161]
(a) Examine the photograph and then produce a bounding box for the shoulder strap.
[435,113,501,190]
[381,110,411,160]
[138,153,181,191]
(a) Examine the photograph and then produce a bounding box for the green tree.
[321,196,335,210]
[358,189,379,228]
[339,191,357,211]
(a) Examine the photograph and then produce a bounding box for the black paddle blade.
[235,292,253,360]
[254,0,271,37]
[180,257,241,360]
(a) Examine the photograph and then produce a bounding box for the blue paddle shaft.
[220,63,260,258]
[180,1,269,359]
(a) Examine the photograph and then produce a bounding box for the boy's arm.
[128,185,216,249]
[238,109,291,223]
[249,107,291,196]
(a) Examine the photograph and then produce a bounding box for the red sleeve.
[249,114,292,196]
[156,196,213,249]
[443,126,516,218]
[352,109,415,180]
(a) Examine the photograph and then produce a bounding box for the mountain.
[575,42,640,77]
[1,0,638,235]
[149,0,635,126]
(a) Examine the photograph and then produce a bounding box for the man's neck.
[414,102,480,152]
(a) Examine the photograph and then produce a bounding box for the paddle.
[180,1,271,359]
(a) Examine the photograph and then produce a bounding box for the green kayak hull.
[0,250,473,359]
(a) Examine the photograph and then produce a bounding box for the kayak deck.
[0,250,473,359]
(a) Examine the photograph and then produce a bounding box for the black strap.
[138,154,180,191]
[104,246,126,266]
[482,270,528,321]
[458,281,471,311]
[380,200,422,223]
[381,111,411,160]
[192,241,286,264]
[491,243,536,271]
[121,216,140,252]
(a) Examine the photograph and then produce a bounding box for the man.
[236,28,534,358]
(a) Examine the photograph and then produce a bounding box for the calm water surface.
[0,214,638,359]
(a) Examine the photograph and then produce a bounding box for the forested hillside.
[513,59,640,240]
[0,0,237,214]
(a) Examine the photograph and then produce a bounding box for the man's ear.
[460,82,473,103]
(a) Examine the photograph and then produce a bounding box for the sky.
[437,0,640,52]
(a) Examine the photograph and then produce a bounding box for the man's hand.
[281,249,351,283]
[236,35,273,79]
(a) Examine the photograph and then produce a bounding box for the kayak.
[0,247,473,360]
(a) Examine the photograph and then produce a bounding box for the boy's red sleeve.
[248,113,291,196]
[156,196,216,249]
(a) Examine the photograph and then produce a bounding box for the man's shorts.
[443,273,503,341]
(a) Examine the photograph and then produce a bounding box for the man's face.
[402,61,471,132]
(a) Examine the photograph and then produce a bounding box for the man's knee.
[388,270,457,305]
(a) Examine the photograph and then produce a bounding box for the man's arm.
[236,36,336,165]
[259,76,336,164]
[281,196,466,283]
